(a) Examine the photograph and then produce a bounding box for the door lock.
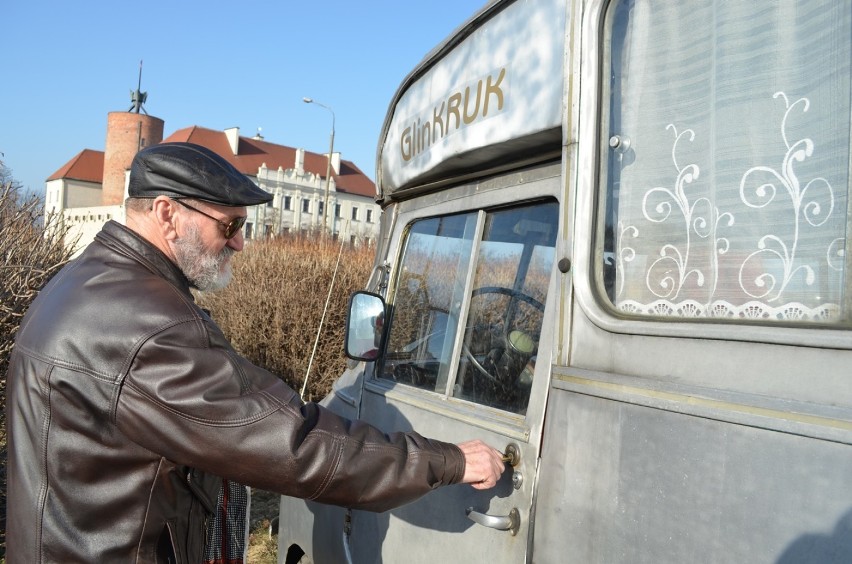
[502,443,521,467]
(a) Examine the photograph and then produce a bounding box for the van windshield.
[380,201,558,414]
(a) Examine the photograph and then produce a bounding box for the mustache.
[218,246,236,261]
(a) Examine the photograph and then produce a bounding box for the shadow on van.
[301,370,514,563]
[776,509,852,564]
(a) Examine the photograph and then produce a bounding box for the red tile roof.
[163,126,377,198]
[48,126,377,199]
[47,149,104,183]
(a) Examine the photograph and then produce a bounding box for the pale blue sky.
[1,1,487,194]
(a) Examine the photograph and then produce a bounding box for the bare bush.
[0,182,76,432]
[196,233,375,401]
[0,178,76,559]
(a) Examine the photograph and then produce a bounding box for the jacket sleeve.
[114,317,466,512]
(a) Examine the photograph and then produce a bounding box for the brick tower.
[102,62,164,205]
[102,112,163,205]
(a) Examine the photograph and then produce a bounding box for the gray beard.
[173,221,235,292]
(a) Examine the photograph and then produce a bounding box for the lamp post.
[302,97,335,231]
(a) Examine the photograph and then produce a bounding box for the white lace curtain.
[607,0,851,322]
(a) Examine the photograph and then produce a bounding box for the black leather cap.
[128,142,272,206]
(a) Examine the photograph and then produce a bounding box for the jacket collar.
[95,220,194,296]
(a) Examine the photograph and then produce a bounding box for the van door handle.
[466,507,520,535]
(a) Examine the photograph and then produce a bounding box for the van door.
[350,181,560,563]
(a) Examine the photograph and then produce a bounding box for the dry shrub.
[246,518,278,564]
[0,183,76,406]
[196,233,375,401]
[0,180,76,559]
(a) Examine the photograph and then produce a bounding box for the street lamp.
[302,97,335,230]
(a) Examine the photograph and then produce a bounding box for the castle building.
[45,109,380,255]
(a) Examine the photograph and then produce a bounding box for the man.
[6,142,505,563]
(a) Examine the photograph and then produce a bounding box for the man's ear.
[151,196,179,241]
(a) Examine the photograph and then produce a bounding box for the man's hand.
[457,440,506,489]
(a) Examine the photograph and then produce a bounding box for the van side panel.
[535,372,852,563]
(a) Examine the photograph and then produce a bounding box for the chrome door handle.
[466,507,520,535]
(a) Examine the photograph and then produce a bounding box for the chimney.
[331,152,341,175]
[224,127,240,155]
[295,148,305,173]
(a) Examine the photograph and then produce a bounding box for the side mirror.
[344,291,386,361]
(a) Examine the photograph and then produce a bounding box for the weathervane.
[129,60,148,114]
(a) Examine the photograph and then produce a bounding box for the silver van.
[278,0,852,562]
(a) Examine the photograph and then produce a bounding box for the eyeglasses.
[172,199,247,239]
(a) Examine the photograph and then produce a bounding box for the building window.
[335,203,342,218]
[245,222,253,239]
[318,201,324,216]
[366,209,374,223]
[351,207,359,221]
[303,200,310,213]
[284,195,292,210]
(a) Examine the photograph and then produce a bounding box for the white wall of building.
[63,204,125,257]
[253,164,380,244]
[45,178,101,216]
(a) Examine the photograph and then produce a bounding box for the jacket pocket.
[157,520,181,564]
[183,468,220,562]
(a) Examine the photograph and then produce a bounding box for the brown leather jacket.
[6,221,465,563]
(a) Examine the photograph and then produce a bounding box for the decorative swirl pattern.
[614,92,842,322]
[738,93,834,302]
[616,221,638,297]
[640,125,732,301]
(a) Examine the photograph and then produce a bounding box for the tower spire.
[129,60,148,114]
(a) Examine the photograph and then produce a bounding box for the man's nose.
[227,228,245,251]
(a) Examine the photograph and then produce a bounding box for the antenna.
[129,60,148,115]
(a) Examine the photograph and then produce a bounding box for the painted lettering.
[431,102,445,143]
[483,67,505,116]
[400,125,412,161]
[446,93,462,133]
[463,81,482,125]
[399,67,507,163]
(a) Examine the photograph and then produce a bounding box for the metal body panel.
[568,304,852,413]
[535,382,852,563]
[349,385,532,563]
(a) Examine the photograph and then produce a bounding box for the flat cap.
[128,142,272,206]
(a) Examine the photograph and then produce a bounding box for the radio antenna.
[301,230,348,399]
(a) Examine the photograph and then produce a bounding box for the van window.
[601,0,851,324]
[381,201,558,414]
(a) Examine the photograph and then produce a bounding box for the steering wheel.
[460,287,544,386]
